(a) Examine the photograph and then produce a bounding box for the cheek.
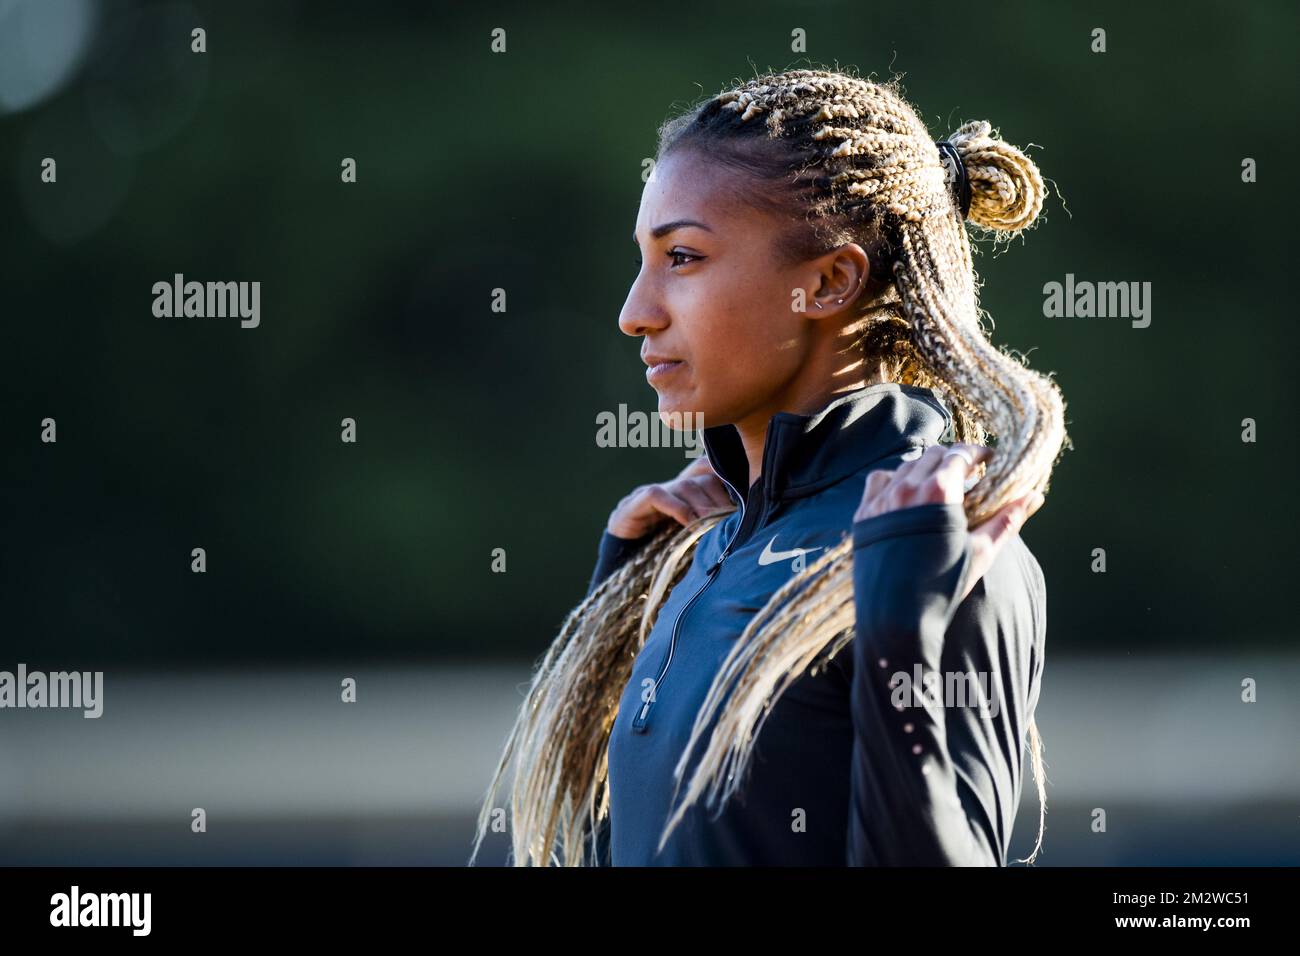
[686,271,791,360]
[708,280,800,360]
[654,263,806,416]
[682,301,802,403]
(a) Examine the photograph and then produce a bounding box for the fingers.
[959,490,1045,601]
[675,455,736,514]
[678,454,717,479]
[607,455,739,538]
[969,490,1046,550]
[856,443,994,523]
[671,457,730,509]
[641,485,698,527]
[896,442,990,504]
[902,442,990,486]
[653,460,737,526]
[862,468,893,504]
[853,468,894,522]
[672,475,731,519]
[930,444,991,498]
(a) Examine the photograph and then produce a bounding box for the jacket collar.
[701,382,954,504]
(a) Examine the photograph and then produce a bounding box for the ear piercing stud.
[813,299,844,310]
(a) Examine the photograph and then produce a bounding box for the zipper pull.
[628,541,732,736]
[629,558,723,735]
[631,697,654,733]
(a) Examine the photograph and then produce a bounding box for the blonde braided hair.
[471,66,1069,867]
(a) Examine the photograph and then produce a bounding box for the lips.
[642,353,680,368]
[643,354,684,381]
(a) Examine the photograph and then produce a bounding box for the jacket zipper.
[631,471,756,734]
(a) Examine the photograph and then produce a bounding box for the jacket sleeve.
[586,529,654,598]
[846,500,1043,866]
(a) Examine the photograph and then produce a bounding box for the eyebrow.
[632,219,714,245]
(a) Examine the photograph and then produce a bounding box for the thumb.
[958,492,1043,602]
[972,491,1044,548]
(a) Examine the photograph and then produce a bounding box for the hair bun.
[946,120,1045,233]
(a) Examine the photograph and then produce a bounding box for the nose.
[617,281,669,338]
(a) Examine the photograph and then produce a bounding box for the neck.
[732,359,888,490]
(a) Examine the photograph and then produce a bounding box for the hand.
[606,455,737,540]
[854,443,1046,601]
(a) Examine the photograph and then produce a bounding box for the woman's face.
[620,148,866,432]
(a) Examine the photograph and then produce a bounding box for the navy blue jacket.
[585,382,1046,866]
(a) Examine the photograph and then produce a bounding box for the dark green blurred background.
[3,0,1297,669]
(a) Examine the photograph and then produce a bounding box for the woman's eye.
[632,250,699,273]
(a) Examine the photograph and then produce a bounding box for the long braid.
[474,66,1068,866]
[468,514,725,866]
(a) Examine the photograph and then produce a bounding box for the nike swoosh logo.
[757,535,824,567]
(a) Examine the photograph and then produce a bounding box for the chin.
[654,392,700,428]
[656,393,720,433]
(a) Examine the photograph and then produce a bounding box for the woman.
[471,66,1069,866]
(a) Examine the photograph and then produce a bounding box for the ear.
[809,242,870,315]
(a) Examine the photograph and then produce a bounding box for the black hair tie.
[936,141,972,219]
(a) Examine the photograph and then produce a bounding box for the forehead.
[634,150,763,236]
